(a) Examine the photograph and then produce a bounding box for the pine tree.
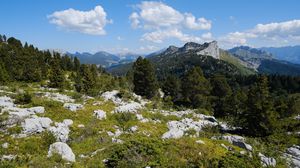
[132,57,158,99]
[162,75,181,102]
[244,76,279,136]
[182,67,211,108]
[79,64,96,94]
[48,58,65,89]
[74,57,80,72]
[0,61,9,84]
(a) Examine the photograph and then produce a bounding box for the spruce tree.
[48,58,65,89]
[182,67,211,108]
[0,61,9,84]
[244,76,279,136]
[162,75,181,102]
[132,57,158,99]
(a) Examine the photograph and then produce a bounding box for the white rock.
[196,140,205,144]
[22,117,52,134]
[77,124,85,128]
[1,154,16,161]
[94,110,106,120]
[0,96,15,108]
[48,119,73,142]
[114,102,142,113]
[129,125,138,132]
[221,135,253,151]
[2,142,9,148]
[48,142,75,162]
[220,143,228,150]
[259,153,276,167]
[44,92,75,103]
[162,118,217,139]
[136,114,150,123]
[162,128,184,139]
[112,138,123,143]
[101,90,122,105]
[63,103,83,112]
[27,106,45,114]
[284,145,300,167]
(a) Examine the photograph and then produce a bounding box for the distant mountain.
[260,46,300,64]
[228,46,300,76]
[115,52,141,64]
[108,41,244,78]
[69,51,120,68]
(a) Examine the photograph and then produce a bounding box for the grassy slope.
[219,49,255,76]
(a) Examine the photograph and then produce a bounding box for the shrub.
[14,92,32,104]
[113,113,137,130]
[41,131,56,148]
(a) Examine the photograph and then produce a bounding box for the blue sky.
[1,0,300,54]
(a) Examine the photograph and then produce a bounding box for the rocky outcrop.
[258,153,276,167]
[48,142,75,162]
[284,145,300,167]
[94,110,106,120]
[43,92,75,103]
[21,116,52,134]
[197,41,220,59]
[219,135,253,151]
[48,119,73,142]
[63,103,83,112]
[162,118,218,139]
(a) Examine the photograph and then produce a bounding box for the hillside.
[260,46,300,64]
[229,46,300,76]
[108,41,246,78]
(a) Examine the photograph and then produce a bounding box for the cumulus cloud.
[48,6,112,35]
[130,1,211,43]
[142,28,201,43]
[184,13,211,30]
[220,19,300,47]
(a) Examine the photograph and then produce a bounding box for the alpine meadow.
[0,1,300,167]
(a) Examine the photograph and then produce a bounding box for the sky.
[1,0,300,54]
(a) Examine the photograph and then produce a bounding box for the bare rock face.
[47,142,75,162]
[21,116,52,134]
[284,145,300,167]
[197,41,220,59]
[48,119,73,142]
[259,153,276,167]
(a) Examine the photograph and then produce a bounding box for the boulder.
[284,145,300,167]
[162,128,184,139]
[2,142,9,149]
[0,96,15,108]
[48,119,73,142]
[221,135,253,151]
[22,116,52,134]
[1,154,16,161]
[129,125,138,132]
[258,153,276,167]
[44,92,75,103]
[63,103,83,112]
[48,142,75,162]
[101,90,122,105]
[196,140,205,144]
[94,110,106,120]
[114,102,142,113]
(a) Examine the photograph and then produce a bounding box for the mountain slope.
[108,41,243,78]
[229,46,300,76]
[260,46,300,64]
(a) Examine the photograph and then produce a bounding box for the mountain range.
[67,42,300,77]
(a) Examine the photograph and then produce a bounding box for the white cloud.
[142,28,201,43]
[130,1,211,43]
[220,19,300,47]
[201,32,213,40]
[184,13,211,30]
[48,6,112,35]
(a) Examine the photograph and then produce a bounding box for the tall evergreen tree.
[182,67,211,108]
[0,61,9,84]
[48,57,65,89]
[162,75,181,102]
[244,76,279,136]
[132,57,158,99]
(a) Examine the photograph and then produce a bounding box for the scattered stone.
[112,137,123,143]
[220,135,253,151]
[2,142,9,148]
[129,125,138,132]
[94,110,106,120]
[162,118,217,139]
[0,96,15,108]
[196,140,205,145]
[43,92,75,103]
[77,124,85,128]
[101,90,122,105]
[240,151,247,155]
[258,153,276,167]
[221,143,228,150]
[21,116,52,134]
[114,102,142,113]
[284,145,300,167]
[48,119,73,142]
[48,142,75,162]
[1,154,16,161]
[136,114,150,123]
[63,103,83,112]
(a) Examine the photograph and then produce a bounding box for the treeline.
[131,57,300,138]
